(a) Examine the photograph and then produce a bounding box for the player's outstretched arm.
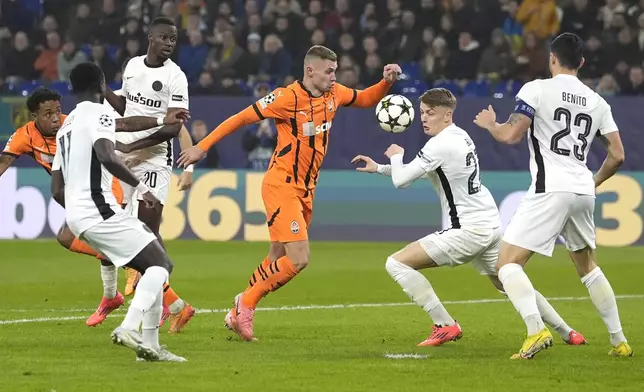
[384,144,431,188]
[115,124,182,153]
[0,153,17,177]
[594,132,625,188]
[115,109,189,132]
[473,105,531,144]
[105,88,126,117]
[339,64,401,109]
[176,125,194,191]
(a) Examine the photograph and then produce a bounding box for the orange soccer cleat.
[124,267,140,296]
[417,323,463,347]
[168,303,196,334]
[86,292,125,327]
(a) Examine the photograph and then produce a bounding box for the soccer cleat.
[111,327,159,361]
[565,330,587,345]
[168,303,196,334]
[608,342,633,357]
[86,292,125,327]
[510,328,554,359]
[136,345,187,362]
[159,305,171,327]
[225,293,256,341]
[417,323,463,347]
[124,267,140,296]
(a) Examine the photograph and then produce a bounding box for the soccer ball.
[375,94,415,133]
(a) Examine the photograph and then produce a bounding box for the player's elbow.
[612,151,625,167]
[392,177,411,189]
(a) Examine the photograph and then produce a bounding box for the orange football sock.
[69,238,100,258]
[242,256,299,308]
[163,283,181,308]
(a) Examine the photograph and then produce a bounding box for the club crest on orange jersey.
[290,220,300,234]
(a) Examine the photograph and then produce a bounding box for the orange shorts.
[262,182,312,242]
[111,177,124,205]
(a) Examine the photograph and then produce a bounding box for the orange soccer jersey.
[198,79,392,241]
[2,116,124,203]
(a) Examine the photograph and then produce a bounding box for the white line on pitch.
[1,294,643,325]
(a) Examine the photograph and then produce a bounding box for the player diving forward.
[352,88,586,347]
[473,32,632,359]
[178,45,401,341]
[103,17,196,332]
[0,87,187,327]
[51,62,185,361]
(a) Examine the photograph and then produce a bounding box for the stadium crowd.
[1,0,644,97]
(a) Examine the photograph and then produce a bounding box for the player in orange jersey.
[0,87,187,327]
[178,45,401,341]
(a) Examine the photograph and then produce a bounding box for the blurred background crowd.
[1,0,644,98]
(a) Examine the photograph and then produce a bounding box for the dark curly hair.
[26,87,61,113]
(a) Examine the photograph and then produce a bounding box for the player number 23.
[550,107,592,161]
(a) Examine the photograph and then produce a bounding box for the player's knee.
[56,226,74,249]
[285,241,310,270]
[385,256,411,279]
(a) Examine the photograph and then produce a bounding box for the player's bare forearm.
[51,170,65,207]
[594,134,625,188]
[117,124,182,153]
[105,89,126,116]
[93,138,141,188]
[0,153,17,177]
[115,116,161,132]
[177,125,193,150]
[197,106,258,151]
[487,114,530,144]
[351,79,393,108]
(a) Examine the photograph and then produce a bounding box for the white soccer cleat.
[110,326,159,361]
[136,345,187,362]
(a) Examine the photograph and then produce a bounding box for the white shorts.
[121,161,172,206]
[418,227,502,275]
[503,192,596,257]
[79,211,157,267]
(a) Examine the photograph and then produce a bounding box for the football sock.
[100,264,118,300]
[498,263,544,336]
[581,266,626,346]
[534,290,572,340]
[163,283,185,314]
[121,266,168,331]
[142,290,162,351]
[70,238,100,257]
[385,257,455,326]
[242,256,298,308]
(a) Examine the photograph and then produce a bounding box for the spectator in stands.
[516,0,560,41]
[449,0,476,38]
[337,33,358,61]
[97,0,123,45]
[179,30,209,85]
[190,120,219,169]
[3,32,38,84]
[121,17,146,51]
[259,34,291,86]
[514,32,548,81]
[214,1,234,26]
[90,41,118,83]
[599,0,626,30]
[192,71,217,95]
[560,0,600,40]
[57,39,87,82]
[418,0,442,32]
[338,67,359,88]
[117,38,143,74]
[422,35,449,83]
[34,31,61,82]
[579,34,608,80]
[438,14,458,48]
[68,3,95,45]
[310,29,326,47]
[478,28,514,83]
[610,27,642,68]
[501,0,523,53]
[361,53,382,87]
[596,74,620,96]
[393,10,422,63]
[236,12,264,45]
[613,60,631,90]
[308,0,325,26]
[207,29,245,79]
[448,31,481,81]
[161,1,182,27]
[637,13,644,50]
[264,0,302,25]
[31,15,59,51]
[243,83,277,171]
[622,66,644,95]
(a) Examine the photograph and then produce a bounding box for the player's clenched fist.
[383,64,402,83]
[351,154,378,173]
[177,145,205,168]
[163,109,190,125]
[384,143,404,158]
[473,105,497,130]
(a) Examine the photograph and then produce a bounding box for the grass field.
[1,240,643,392]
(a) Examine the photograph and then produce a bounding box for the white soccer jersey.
[417,124,500,229]
[515,74,619,195]
[53,101,120,236]
[117,55,189,167]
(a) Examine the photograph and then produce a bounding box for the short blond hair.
[419,88,457,110]
[304,45,337,63]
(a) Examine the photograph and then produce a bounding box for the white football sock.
[498,263,544,335]
[101,264,117,299]
[385,257,455,326]
[534,290,572,340]
[121,266,169,331]
[142,290,162,351]
[581,266,626,346]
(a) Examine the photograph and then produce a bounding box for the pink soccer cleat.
[86,292,125,327]
[566,330,588,345]
[417,322,463,347]
[224,293,256,341]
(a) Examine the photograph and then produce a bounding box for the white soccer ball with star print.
[375,94,414,133]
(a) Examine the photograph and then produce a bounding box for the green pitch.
[1,241,642,392]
